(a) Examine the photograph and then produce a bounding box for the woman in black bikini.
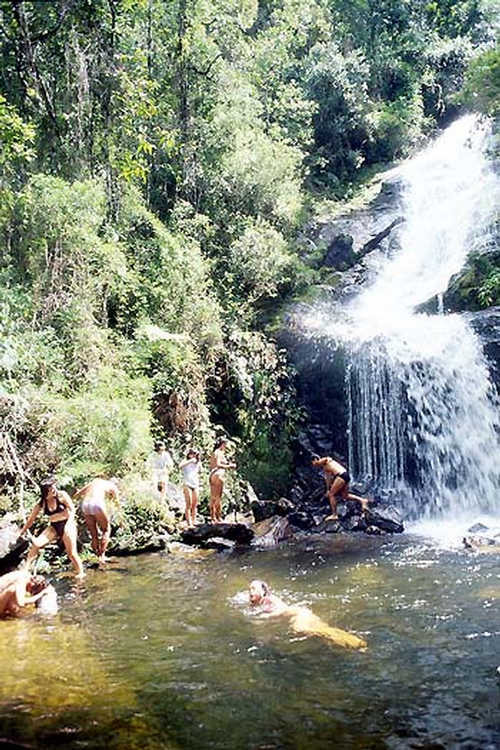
[19,477,85,579]
[312,455,370,522]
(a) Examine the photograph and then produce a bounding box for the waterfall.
[308,115,500,519]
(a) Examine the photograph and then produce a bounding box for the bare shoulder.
[58,490,73,504]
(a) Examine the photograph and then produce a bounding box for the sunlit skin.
[73,478,120,565]
[248,579,367,651]
[19,482,85,579]
[312,456,370,521]
[209,440,236,523]
[0,568,48,618]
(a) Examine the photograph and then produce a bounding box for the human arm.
[50,491,75,522]
[179,457,197,469]
[18,503,42,536]
[312,457,329,468]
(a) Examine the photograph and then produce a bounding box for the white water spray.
[307,115,500,520]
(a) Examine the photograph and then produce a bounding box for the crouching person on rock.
[311,455,371,522]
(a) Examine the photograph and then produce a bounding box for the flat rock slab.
[181,522,254,546]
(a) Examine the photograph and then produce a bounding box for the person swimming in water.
[73,477,120,566]
[248,579,367,650]
[311,455,371,522]
[0,568,50,618]
[209,438,236,523]
[19,477,85,579]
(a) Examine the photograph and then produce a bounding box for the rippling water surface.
[1,535,499,749]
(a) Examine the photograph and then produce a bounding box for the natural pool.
[1,533,499,749]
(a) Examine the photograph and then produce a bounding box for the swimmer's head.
[26,575,47,595]
[249,579,270,605]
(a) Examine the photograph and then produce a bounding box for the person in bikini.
[180,448,201,528]
[73,477,120,566]
[248,579,367,650]
[312,455,371,522]
[0,567,50,618]
[209,438,236,523]
[18,477,85,578]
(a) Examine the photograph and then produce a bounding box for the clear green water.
[1,534,499,749]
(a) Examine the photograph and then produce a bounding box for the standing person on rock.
[18,477,85,579]
[312,455,371,522]
[209,438,236,523]
[73,477,120,566]
[180,448,201,528]
[150,442,174,503]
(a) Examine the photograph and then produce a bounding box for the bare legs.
[62,520,86,578]
[183,486,199,528]
[209,474,224,523]
[158,480,167,503]
[325,479,370,520]
[27,523,85,579]
[84,509,110,565]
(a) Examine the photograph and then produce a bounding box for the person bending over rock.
[248,579,367,651]
[73,477,120,566]
[209,438,236,523]
[312,455,371,522]
[0,568,50,618]
[19,477,85,579]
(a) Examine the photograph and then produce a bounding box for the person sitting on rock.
[248,579,367,650]
[0,567,50,618]
[311,455,371,522]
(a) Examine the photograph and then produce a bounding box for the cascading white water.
[306,115,500,520]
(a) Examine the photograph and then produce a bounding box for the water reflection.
[1,535,499,749]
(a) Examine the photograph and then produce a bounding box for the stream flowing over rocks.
[280,115,500,526]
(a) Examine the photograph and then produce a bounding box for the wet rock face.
[466,306,500,388]
[252,516,294,547]
[304,173,406,275]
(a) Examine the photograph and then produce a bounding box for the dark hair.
[186,447,200,459]
[40,477,57,505]
[27,575,47,595]
[214,437,227,450]
[310,453,320,462]
[156,442,166,451]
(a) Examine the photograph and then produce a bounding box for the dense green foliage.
[0,0,496,510]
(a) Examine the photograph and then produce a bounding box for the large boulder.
[364,505,404,533]
[251,516,294,547]
[181,522,254,547]
[251,497,294,522]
